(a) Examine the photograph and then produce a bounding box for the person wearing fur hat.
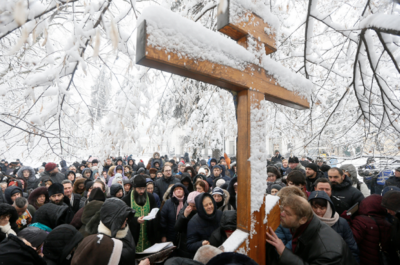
[73,178,86,196]
[39,162,65,184]
[149,168,157,181]
[212,187,233,212]
[266,166,286,194]
[16,166,39,192]
[28,186,49,210]
[43,224,83,265]
[160,183,189,243]
[122,175,159,252]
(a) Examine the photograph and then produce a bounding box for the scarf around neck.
[314,201,339,226]
[173,191,184,220]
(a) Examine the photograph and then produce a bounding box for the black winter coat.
[384,176,400,189]
[0,234,47,265]
[186,193,223,254]
[122,191,160,245]
[39,171,65,184]
[32,202,71,229]
[306,171,326,192]
[70,193,82,214]
[174,202,197,259]
[154,175,180,199]
[278,216,357,265]
[160,184,189,242]
[207,252,258,265]
[209,210,237,247]
[331,176,364,215]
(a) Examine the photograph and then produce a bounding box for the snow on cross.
[136,3,311,263]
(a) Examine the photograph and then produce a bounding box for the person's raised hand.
[184,205,193,217]
[202,240,210,246]
[137,216,145,224]
[266,227,285,256]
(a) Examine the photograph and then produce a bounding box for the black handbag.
[370,216,391,265]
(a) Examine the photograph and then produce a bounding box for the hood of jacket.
[4,186,23,204]
[28,186,49,209]
[81,168,92,178]
[181,174,194,191]
[340,164,358,184]
[73,178,86,194]
[43,224,83,264]
[184,166,196,177]
[222,189,231,207]
[81,201,104,225]
[195,193,218,221]
[99,198,135,238]
[220,210,237,230]
[0,203,18,224]
[33,203,69,229]
[153,152,160,159]
[66,170,76,181]
[169,183,189,204]
[110,184,123,197]
[358,194,387,216]
[17,166,36,181]
[193,174,207,185]
[308,190,335,218]
[137,162,145,169]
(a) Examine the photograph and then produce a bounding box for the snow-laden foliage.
[1,0,400,161]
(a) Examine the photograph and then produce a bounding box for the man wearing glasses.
[153,165,179,199]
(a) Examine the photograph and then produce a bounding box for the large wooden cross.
[136,3,309,264]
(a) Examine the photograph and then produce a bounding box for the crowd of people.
[0,151,399,264]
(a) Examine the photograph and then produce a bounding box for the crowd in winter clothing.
[0,152,399,265]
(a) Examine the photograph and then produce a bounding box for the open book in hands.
[136,242,174,254]
[143,208,159,221]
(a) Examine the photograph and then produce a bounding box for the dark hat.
[71,235,123,265]
[271,184,283,191]
[305,163,319,173]
[85,180,94,191]
[48,183,64,197]
[212,187,225,197]
[382,186,400,196]
[45,162,57,172]
[18,226,48,248]
[89,187,106,202]
[288,157,299,163]
[133,175,146,188]
[381,190,400,213]
[213,165,222,171]
[320,164,331,172]
[116,165,123,171]
[110,184,123,197]
[149,168,157,175]
[92,159,99,164]
[210,158,217,163]
[219,156,225,161]
[137,168,145,174]
[395,167,400,172]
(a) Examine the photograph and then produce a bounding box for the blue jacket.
[186,193,222,254]
[308,190,360,263]
[275,225,292,249]
[160,184,189,242]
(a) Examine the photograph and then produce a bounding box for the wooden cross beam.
[136,4,310,264]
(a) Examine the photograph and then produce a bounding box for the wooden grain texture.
[136,29,309,110]
[217,2,277,55]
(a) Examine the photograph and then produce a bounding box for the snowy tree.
[90,67,111,123]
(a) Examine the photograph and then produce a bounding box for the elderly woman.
[28,187,49,210]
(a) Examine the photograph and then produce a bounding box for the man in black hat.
[48,183,75,223]
[122,175,159,252]
[304,163,326,192]
[286,156,306,176]
[384,167,400,189]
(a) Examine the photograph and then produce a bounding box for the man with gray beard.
[122,175,159,252]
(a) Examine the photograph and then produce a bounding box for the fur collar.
[97,221,129,239]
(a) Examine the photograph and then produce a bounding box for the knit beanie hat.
[320,165,331,172]
[48,183,64,197]
[381,190,400,213]
[71,235,123,265]
[18,226,48,248]
[133,175,146,188]
[288,157,299,163]
[306,163,318,173]
[216,179,226,188]
[381,186,400,196]
[187,191,201,204]
[271,184,283,191]
[45,162,57,172]
[212,187,225,197]
[85,180,94,191]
